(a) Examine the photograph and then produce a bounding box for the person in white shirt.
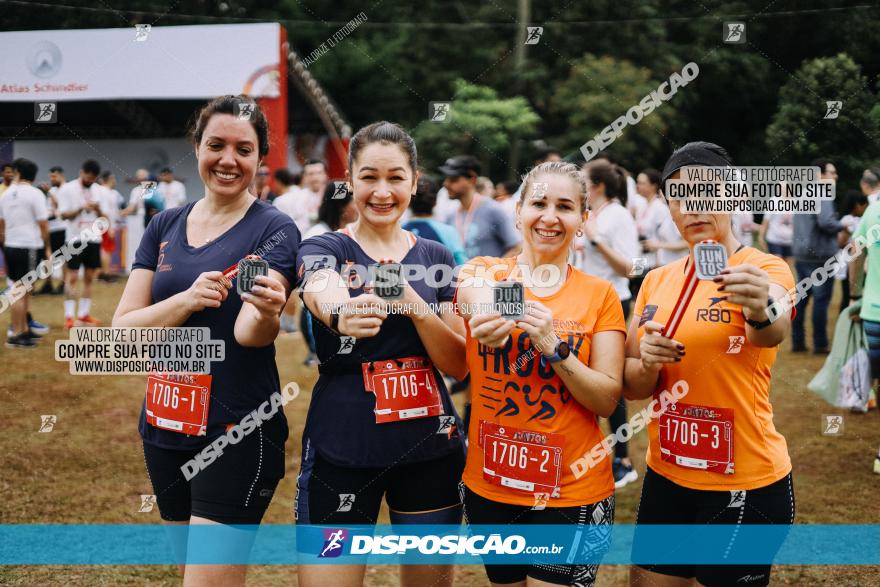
[158,167,186,209]
[493,179,519,229]
[731,211,757,247]
[578,159,641,488]
[860,168,880,205]
[35,165,67,294]
[286,159,327,234]
[0,159,50,346]
[758,211,794,261]
[270,168,299,222]
[635,168,687,268]
[56,159,109,328]
[97,171,124,281]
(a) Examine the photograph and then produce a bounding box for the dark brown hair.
[585,160,627,206]
[348,121,417,173]
[190,95,270,158]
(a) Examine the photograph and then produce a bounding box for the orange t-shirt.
[632,246,795,491]
[458,257,625,507]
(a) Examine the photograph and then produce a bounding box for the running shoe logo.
[319,529,348,558]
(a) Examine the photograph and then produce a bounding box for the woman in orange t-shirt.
[456,161,626,587]
[624,142,796,587]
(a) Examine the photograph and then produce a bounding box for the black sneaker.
[6,328,41,340]
[6,333,37,348]
[612,458,638,489]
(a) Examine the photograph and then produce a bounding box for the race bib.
[659,401,734,474]
[479,421,564,497]
[361,356,443,423]
[145,373,212,436]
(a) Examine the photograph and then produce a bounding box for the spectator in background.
[860,167,880,204]
[157,167,186,209]
[36,166,66,295]
[792,158,842,353]
[732,212,757,247]
[273,168,295,200]
[492,179,519,228]
[440,155,521,259]
[837,190,869,311]
[476,176,494,199]
[634,168,685,265]
[595,151,643,221]
[0,158,51,347]
[403,175,468,265]
[0,162,14,197]
[97,171,124,282]
[57,159,110,329]
[632,168,687,299]
[123,168,165,229]
[253,165,277,202]
[289,159,328,234]
[534,145,562,164]
[759,208,794,263]
[304,180,358,239]
[848,194,880,473]
[271,168,299,222]
[578,159,640,488]
[494,179,518,202]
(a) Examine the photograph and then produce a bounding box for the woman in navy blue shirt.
[113,96,300,586]
[295,122,467,587]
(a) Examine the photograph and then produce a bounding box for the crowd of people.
[2,94,879,587]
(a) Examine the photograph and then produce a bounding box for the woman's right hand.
[468,312,516,348]
[185,271,230,312]
[337,293,388,338]
[639,320,685,370]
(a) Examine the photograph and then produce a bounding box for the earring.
[576,229,584,237]
[516,221,521,230]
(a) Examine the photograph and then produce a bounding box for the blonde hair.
[519,161,588,213]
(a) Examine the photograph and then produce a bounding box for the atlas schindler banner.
[0,23,281,101]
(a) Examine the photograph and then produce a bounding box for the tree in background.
[550,54,683,170]
[412,79,540,179]
[766,53,880,181]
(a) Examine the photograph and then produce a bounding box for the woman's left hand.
[714,264,770,319]
[515,301,557,356]
[241,274,287,319]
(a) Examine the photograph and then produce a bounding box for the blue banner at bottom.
[1,525,877,565]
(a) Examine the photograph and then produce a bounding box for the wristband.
[743,297,775,330]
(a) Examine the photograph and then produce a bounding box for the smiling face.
[346,142,417,228]
[517,173,586,257]
[666,170,731,244]
[196,113,260,199]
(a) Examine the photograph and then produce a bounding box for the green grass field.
[0,278,878,585]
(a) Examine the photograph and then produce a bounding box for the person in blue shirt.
[113,96,300,587]
[295,121,467,587]
[403,174,468,265]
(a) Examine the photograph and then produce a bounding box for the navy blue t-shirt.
[134,200,300,450]
[296,232,464,468]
